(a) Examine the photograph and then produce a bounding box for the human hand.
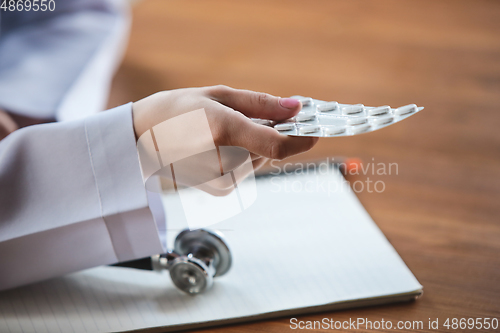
[132,85,318,195]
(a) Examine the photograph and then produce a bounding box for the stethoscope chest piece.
[152,229,232,294]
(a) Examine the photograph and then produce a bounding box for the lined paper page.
[0,168,422,333]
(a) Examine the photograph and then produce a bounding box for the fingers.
[226,113,318,160]
[194,157,266,197]
[206,85,302,121]
[252,157,268,171]
[250,152,261,161]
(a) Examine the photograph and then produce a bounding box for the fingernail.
[279,98,300,109]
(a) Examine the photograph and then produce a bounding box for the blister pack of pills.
[252,96,424,137]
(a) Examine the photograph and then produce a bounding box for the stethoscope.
[112,229,232,294]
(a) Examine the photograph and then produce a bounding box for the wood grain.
[108,0,500,331]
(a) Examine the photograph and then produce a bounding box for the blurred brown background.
[108,0,500,332]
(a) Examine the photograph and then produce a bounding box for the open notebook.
[0,168,422,333]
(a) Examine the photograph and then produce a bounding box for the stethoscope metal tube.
[112,229,232,294]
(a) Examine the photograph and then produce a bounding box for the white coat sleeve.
[0,103,164,291]
[0,0,130,121]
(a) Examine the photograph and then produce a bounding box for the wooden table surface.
[108,0,500,331]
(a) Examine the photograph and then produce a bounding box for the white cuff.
[0,103,163,291]
[83,102,164,261]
